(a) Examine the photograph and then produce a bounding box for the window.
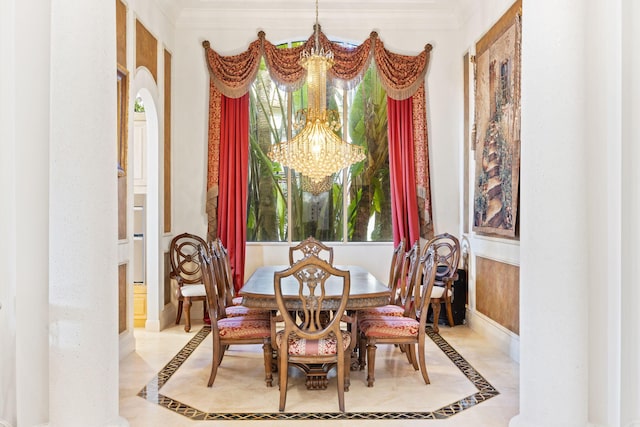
[247,42,391,243]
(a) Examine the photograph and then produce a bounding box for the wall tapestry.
[473,0,521,238]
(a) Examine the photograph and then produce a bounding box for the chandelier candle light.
[268,1,366,184]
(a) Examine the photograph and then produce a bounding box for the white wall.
[0,1,19,425]
[169,5,479,278]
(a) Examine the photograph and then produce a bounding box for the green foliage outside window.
[246,42,391,243]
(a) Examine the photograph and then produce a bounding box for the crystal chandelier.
[268,0,365,184]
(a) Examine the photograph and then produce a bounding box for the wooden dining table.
[239,264,390,390]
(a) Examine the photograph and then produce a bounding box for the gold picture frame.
[117,65,129,177]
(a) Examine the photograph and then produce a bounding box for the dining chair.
[357,241,420,368]
[358,239,418,319]
[358,246,437,387]
[288,236,334,265]
[272,255,355,412]
[169,232,208,332]
[422,233,461,333]
[209,240,268,319]
[385,241,421,363]
[198,244,273,387]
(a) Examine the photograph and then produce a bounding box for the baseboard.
[119,329,136,360]
[159,303,177,330]
[144,318,161,331]
[466,309,520,363]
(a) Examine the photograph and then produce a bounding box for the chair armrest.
[270,311,283,350]
[340,311,358,351]
[169,271,184,285]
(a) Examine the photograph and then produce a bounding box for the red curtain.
[388,96,420,248]
[216,93,249,291]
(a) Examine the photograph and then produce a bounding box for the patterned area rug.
[137,325,498,421]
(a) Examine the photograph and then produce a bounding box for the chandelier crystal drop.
[268,1,365,184]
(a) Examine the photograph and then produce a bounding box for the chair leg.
[366,340,377,387]
[208,337,221,387]
[183,297,192,332]
[337,351,345,412]
[278,347,288,411]
[417,339,430,385]
[344,351,351,392]
[175,299,184,324]
[401,344,413,365]
[203,300,211,324]
[430,300,441,334]
[262,340,273,387]
[218,345,227,364]
[407,343,419,370]
[358,334,366,370]
[444,297,455,327]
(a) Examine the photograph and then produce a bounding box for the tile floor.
[119,320,519,426]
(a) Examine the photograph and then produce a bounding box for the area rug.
[137,326,498,421]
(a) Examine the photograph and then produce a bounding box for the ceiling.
[157,0,474,28]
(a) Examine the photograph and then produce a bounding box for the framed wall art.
[472,0,521,238]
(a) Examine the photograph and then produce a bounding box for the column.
[510,0,590,426]
[3,0,53,425]
[621,2,640,425]
[49,0,128,425]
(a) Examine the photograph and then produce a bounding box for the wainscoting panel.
[475,256,519,334]
[164,49,172,233]
[119,263,127,333]
[164,251,172,305]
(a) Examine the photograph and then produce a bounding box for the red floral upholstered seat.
[276,330,351,356]
[359,304,405,318]
[358,316,420,338]
[217,317,272,339]
[224,305,269,319]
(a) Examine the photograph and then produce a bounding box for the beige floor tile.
[119,322,519,426]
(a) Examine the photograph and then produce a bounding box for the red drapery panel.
[388,96,420,247]
[216,93,250,291]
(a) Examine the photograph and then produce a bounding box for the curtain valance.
[202,27,432,101]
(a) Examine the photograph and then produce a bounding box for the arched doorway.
[131,68,164,331]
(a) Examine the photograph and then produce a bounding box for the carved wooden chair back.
[395,240,421,317]
[386,238,406,305]
[422,232,461,331]
[168,232,208,332]
[288,236,334,265]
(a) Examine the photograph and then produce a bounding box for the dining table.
[239,264,390,390]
